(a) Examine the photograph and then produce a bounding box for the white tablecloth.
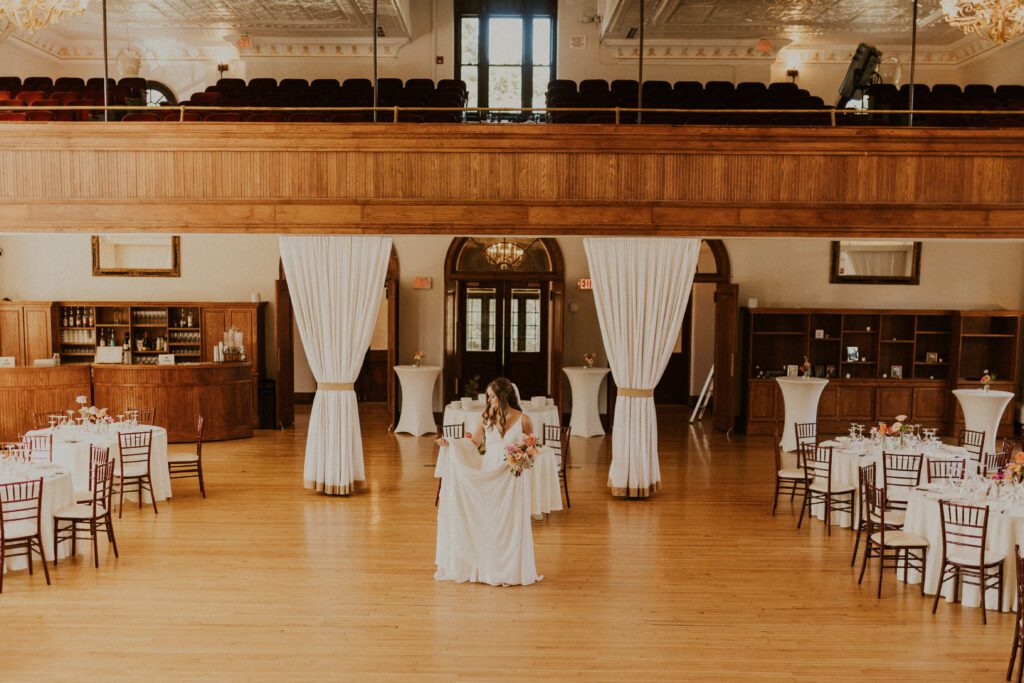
[563,367,609,437]
[904,487,1022,612]
[434,442,563,516]
[953,388,1014,457]
[394,365,440,436]
[776,377,828,451]
[442,401,560,437]
[813,440,974,528]
[1,463,76,571]
[25,424,171,503]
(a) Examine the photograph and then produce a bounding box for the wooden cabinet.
[743,307,1019,436]
[0,302,56,366]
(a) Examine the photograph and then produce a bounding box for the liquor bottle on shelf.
[62,309,68,327]
[187,310,193,327]
[87,309,94,326]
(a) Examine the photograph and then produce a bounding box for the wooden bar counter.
[0,365,92,440]
[92,362,254,442]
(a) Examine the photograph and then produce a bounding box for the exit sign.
[577,278,592,290]
[413,277,432,290]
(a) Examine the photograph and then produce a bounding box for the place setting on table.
[24,397,172,504]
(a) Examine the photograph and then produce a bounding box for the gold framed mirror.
[830,240,921,285]
[92,235,181,277]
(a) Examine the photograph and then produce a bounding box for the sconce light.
[755,37,773,55]
[786,68,799,83]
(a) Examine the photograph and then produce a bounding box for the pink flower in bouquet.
[504,436,538,477]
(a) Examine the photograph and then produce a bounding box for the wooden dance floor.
[2,405,1008,680]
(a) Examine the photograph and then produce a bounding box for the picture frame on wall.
[925,351,939,363]
[786,365,799,377]
[846,346,860,362]
[825,364,836,378]
[891,365,903,379]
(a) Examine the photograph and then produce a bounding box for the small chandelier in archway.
[483,238,536,271]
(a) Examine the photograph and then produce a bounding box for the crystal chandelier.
[0,0,89,33]
[940,0,1024,44]
[483,239,528,271]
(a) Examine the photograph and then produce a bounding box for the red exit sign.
[577,278,592,290]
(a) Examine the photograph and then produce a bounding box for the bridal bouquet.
[505,434,539,477]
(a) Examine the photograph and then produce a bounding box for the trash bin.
[258,378,276,429]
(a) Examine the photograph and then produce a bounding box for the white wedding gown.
[434,416,541,586]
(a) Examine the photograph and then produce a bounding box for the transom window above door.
[456,0,556,117]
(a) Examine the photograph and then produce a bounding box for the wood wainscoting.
[0,365,92,440]
[92,362,253,442]
[1,123,1024,236]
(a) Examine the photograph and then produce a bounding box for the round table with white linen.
[776,377,828,452]
[953,388,1014,457]
[25,424,171,503]
[442,400,560,437]
[394,365,441,436]
[0,462,76,571]
[903,484,1024,612]
[433,441,563,516]
[563,366,609,437]
[814,438,975,528]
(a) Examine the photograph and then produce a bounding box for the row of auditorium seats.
[859,82,1024,126]
[180,77,469,110]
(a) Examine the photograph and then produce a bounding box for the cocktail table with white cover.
[0,463,75,571]
[563,367,609,437]
[776,377,828,452]
[813,438,975,528]
[433,440,563,516]
[394,365,441,436]
[903,485,1024,612]
[953,388,1014,457]
[25,424,171,503]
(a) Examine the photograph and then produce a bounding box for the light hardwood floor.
[2,405,1011,681]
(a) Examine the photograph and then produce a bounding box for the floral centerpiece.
[799,356,812,377]
[583,352,597,369]
[994,454,1024,483]
[504,434,539,477]
[981,369,995,391]
[71,395,107,424]
[877,414,908,444]
[412,351,425,367]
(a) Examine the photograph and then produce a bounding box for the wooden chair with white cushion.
[958,429,985,460]
[858,479,928,598]
[0,477,50,593]
[798,443,854,535]
[882,452,922,510]
[167,416,205,498]
[772,428,810,516]
[21,433,52,464]
[927,459,965,483]
[932,500,1004,625]
[53,459,118,569]
[115,430,157,517]
[75,445,111,503]
[543,423,572,509]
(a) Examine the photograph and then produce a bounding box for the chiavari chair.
[794,422,817,449]
[22,433,52,464]
[31,411,65,429]
[0,477,50,593]
[857,479,928,598]
[167,416,206,498]
[850,463,907,566]
[958,429,986,460]
[75,445,110,503]
[125,407,157,425]
[928,459,966,483]
[1008,545,1024,683]
[932,500,1005,625]
[882,452,923,511]
[115,430,157,517]
[543,424,572,509]
[772,428,810,516]
[981,448,1012,477]
[53,459,118,569]
[798,444,854,535]
[435,423,465,506]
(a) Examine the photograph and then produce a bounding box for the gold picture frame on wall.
[92,235,181,277]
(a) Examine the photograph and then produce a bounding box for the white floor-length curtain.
[584,237,701,498]
[280,235,392,495]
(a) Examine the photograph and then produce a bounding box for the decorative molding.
[238,37,409,59]
[603,38,782,62]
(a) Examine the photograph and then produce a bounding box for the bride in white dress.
[434,378,542,586]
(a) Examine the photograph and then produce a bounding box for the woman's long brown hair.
[481,377,522,436]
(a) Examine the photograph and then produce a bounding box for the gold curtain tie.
[318,382,355,391]
[618,387,654,398]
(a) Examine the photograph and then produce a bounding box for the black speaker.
[838,43,883,100]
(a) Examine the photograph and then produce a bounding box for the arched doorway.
[443,238,565,407]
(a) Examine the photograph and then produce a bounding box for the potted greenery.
[461,375,481,409]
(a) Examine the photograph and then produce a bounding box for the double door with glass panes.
[458,281,548,400]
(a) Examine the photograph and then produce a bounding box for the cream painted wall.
[0,233,281,376]
[724,239,1024,311]
[960,41,1024,86]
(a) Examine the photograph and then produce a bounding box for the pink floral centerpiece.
[981,369,995,391]
[72,395,107,424]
